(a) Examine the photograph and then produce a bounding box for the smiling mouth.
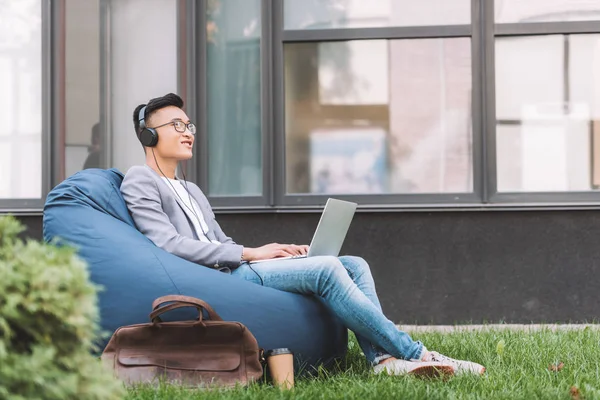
[181,141,193,146]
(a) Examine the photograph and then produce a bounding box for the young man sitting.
[120,93,485,378]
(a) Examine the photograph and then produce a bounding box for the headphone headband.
[138,105,148,129]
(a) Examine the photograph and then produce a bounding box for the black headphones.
[138,105,159,147]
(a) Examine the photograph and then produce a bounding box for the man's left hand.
[288,244,309,256]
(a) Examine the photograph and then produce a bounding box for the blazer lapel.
[164,180,190,217]
[143,165,217,242]
[161,178,217,241]
[146,169,199,240]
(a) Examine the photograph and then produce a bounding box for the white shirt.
[161,177,221,245]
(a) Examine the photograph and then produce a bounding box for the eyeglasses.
[151,119,196,135]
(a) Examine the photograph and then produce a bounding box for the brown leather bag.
[101,295,264,388]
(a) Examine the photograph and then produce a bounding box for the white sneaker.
[423,351,486,375]
[373,358,455,378]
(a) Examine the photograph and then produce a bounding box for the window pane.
[285,39,473,195]
[207,0,262,196]
[62,0,179,178]
[496,34,600,192]
[284,0,470,29]
[0,0,42,199]
[496,0,600,23]
[64,0,103,178]
[109,0,179,173]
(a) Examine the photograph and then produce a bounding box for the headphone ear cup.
[140,128,158,147]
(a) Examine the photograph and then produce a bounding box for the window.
[206,0,262,196]
[495,0,600,23]
[8,0,600,213]
[59,0,180,182]
[63,0,103,179]
[284,38,473,195]
[284,0,470,29]
[0,0,43,200]
[496,34,600,192]
[108,0,179,173]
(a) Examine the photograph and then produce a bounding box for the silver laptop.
[249,198,357,264]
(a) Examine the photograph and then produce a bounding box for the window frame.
[7,0,600,214]
[271,0,483,208]
[489,14,600,205]
[194,0,274,208]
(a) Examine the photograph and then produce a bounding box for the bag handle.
[150,295,223,322]
[152,295,218,312]
[149,302,204,323]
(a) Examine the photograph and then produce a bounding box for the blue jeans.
[231,255,424,364]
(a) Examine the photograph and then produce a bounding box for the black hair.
[132,93,184,145]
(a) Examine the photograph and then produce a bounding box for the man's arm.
[121,169,243,268]
[209,217,236,245]
[185,185,310,261]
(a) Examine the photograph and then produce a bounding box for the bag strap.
[151,295,223,322]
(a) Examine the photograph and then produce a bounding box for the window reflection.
[207,0,262,196]
[64,0,103,177]
[0,0,42,199]
[285,38,473,195]
[284,0,470,29]
[496,0,600,23]
[496,34,600,192]
[62,0,179,178]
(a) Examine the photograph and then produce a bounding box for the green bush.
[0,216,124,400]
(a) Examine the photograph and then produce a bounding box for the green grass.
[125,328,600,400]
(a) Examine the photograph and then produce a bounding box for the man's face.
[147,106,194,160]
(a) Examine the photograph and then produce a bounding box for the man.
[120,93,485,378]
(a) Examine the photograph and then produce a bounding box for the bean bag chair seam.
[148,248,182,296]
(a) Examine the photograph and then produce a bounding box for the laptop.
[249,198,357,264]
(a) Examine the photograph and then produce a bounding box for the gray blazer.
[120,165,243,270]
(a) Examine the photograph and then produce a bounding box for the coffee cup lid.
[265,348,293,357]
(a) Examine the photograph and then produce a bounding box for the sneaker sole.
[456,365,486,376]
[409,365,455,378]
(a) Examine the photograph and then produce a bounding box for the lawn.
[125,327,600,400]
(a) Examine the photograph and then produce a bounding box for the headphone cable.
[181,160,262,282]
[151,149,209,239]
[151,151,258,279]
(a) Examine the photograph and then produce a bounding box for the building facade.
[2,0,600,324]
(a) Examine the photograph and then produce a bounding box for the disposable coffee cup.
[265,348,294,389]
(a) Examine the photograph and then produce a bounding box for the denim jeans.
[231,255,424,364]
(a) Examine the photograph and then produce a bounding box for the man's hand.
[242,243,309,262]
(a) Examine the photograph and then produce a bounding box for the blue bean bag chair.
[42,168,347,374]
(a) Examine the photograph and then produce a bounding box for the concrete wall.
[16,209,600,324]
